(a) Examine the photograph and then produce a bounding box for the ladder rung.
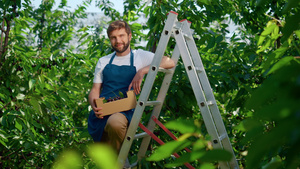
[207,101,214,106]
[219,133,227,141]
[158,67,174,74]
[134,132,149,139]
[183,33,193,40]
[195,67,203,73]
[145,101,162,106]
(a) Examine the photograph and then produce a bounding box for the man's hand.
[128,69,145,94]
[128,56,175,95]
[93,105,104,119]
[88,83,103,118]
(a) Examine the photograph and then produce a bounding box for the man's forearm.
[160,56,175,69]
[88,90,100,108]
[141,56,175,75]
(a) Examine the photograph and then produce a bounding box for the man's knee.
[105,113,128,132]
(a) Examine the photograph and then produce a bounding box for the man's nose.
[116,37,122,43]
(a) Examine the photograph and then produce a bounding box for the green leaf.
[87,144,119,169]
[165,119,200,134]
[262,156,282,169]
[57,90,69,101]
[78,68,87,73]
[52,150,83,169]
[29,97,41,113]
[0,131,8,147]
[199,163,215,169]
[281,10,300,42]
[262,45,288,73]
[15,121,22,132]
[0,139,7,148]
[257,35,266,46]
[283,0,300,13]
[261,22,277,36]
[207,36,215,49]
[147,140,192,161]
[165,149,232,168]
[267,57,294,75]
[257,38,271,53]
[29,79,36,90]
[16,93,25,100]
[295,30,300,39]
[198,0,210,5]
[199,149,233,162]
[32,120,42,128]
[78,32,89,42]
[30,126,37,136]
[215,35,223,44]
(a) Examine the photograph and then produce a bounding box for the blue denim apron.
[88,51,136,142]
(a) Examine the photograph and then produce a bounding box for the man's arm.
[160,56,176,69]
[129,56,175,94]
[88,83,103,118]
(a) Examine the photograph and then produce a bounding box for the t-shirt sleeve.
[139,49,155,68]
[93,59,103,83]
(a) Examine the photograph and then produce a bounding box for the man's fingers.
[128,83,132,91]
[94,110,104,119]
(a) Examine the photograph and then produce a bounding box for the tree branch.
[0,15,6,62]
[2,17,11,60]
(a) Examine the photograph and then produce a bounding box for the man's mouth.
[116,43,124,47]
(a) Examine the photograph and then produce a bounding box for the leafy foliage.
[1,0,300,168]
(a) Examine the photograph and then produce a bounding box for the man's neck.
[116,47,131,56]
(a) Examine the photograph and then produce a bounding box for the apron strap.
[108,50,134,66]
[108,52,116,64]
[130,50,134,66]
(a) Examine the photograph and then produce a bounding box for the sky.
[29,0,237,39]
[31,0,124,13]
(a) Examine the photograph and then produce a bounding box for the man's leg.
[104,113,128,153]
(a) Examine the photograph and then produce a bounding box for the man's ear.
[129,33,132,41]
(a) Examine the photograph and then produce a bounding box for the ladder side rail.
[137,44,181,161]
[174,28,230,169]
[181,21,239,169]
[181,20,228,141]
[173,27,223,149]
[117,12,179,167]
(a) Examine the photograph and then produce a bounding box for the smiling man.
[87,20,175,156]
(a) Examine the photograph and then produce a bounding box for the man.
[88,20,175,154]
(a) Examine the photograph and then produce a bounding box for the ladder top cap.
[180,19,191,23]
[167,11,178,15]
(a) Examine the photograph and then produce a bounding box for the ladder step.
[207,101,214,106]
[219,133,227,141]
[212,134,228,144]
[195,67,203,73]
[145,101,162,106]
[158,67,174,74]
[183,33,193,40]
[134,132,149,139]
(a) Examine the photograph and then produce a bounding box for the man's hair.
[107,20,131,38]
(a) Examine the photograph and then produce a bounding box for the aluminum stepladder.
[118,11,239,169]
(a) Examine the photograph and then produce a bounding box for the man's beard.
[112,40,130,53]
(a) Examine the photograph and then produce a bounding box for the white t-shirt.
[93,49,154,83]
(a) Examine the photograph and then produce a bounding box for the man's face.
[109,28,131,54]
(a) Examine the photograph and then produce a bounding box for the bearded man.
[87,20,175,155]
